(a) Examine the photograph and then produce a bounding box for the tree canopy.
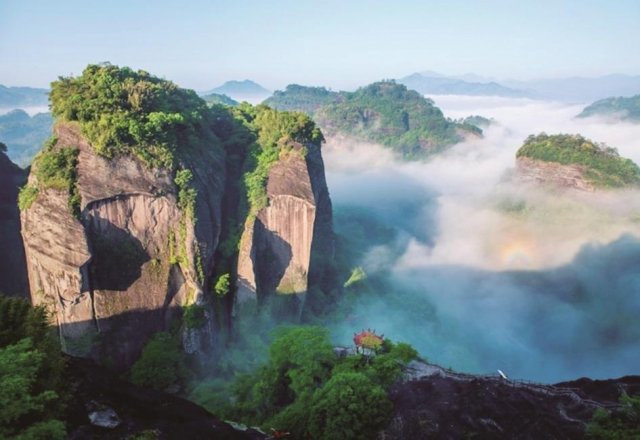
[50,63,220,169]
[0,295,66,439]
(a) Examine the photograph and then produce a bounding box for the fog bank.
[323,96,640,382]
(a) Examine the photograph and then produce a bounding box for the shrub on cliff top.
[236,104,323,217]
[50,63,218,169]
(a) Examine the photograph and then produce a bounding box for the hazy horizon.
[1,0,640,91]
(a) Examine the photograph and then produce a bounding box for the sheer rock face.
[0,151,29,297]
[515,157,595,192]
[21,123,225,368]
[236,145,334,306]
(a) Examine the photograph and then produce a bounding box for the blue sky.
[1,0,639,91]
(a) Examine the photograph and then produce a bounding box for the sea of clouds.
[322,96,640,382]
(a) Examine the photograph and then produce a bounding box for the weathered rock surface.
[237,144,333,307]
[515,157,595,192]
[65,355,266,440]
[0,151,29,297]
[21,123,225,368]
[380,359,640,439]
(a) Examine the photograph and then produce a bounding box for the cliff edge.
[20,65,226,368]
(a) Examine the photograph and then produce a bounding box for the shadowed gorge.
[0,147,29,297]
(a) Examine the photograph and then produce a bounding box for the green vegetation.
[130,332,186,390]
[344,267,367,288]
[214,273,231,297]
[18,185,39,210]
[183,304,207,329]
[587,394,640,439]
[307,372,391,440]
[174,169,197,220]
[0,295,66,439]
[235,104,323,217]
[18,135,82,215]
[316,81,479,159]
[201,93,238,107]
[516,133,640,188]
[578,95,640,122]
[263,81,478,160]
[50,63,219,169]
[263,84,340,116]
[192,325,417,439]
[34,145,78,190]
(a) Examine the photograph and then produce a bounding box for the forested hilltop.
[265,81,480,160]
[516,133,640,188]
[263,84,341,115]
[578,94,640,122]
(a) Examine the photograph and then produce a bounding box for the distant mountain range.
[201,80,270,103]
[0,109,52,167]
[397,72,640,102]
[504,74,640,103]
[398,72,529,98]
[577,94,640,122]
[0,85,49,108]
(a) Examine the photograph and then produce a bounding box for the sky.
[1,0,639,91]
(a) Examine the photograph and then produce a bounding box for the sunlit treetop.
[49,62,219,169]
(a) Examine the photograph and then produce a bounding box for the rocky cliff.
[0,149,29,297]
[380,360,640,439]
[515,156,595,191]
[18,64,335,369]
[236,142,334,311]
[21,121,225,367]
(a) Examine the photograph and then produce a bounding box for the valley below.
[323,95,640,383]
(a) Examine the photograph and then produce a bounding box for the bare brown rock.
[236,144,334,309]
[515,157,595,192]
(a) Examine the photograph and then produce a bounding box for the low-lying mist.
[322,96,640,383]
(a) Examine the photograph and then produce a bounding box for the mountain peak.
[204,80,270,102]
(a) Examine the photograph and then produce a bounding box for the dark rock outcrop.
[65,355,266,439]
[0,150,28,297]
[380,360,640,440]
